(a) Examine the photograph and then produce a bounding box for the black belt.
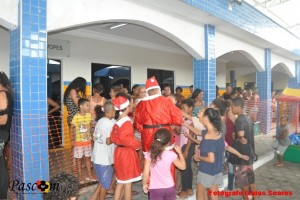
[143,124,169,129]
[117,145,125,148]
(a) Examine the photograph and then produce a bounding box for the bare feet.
[186,189,193,196]
[79,176,85,184]
[273,162,280,166]
[106,190,114,195]
[177,191,188,198]
[275,163,284,167]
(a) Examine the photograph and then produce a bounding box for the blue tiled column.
[256,49,271,134]
[10,0,48,199]
[230,70,236,88]
[194,25,216,106]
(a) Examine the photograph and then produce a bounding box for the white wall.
[235,71,289,91]
[0,0,17,29]
[216,31,265,71]
[226,66,257,81]
[271,52,295,77]
[0,28,9,74]
[236,73,256,88]
[49,34,193,87]
[216,61,226,88]
[272,71,289,90]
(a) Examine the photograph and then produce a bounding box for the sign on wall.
[47,38,70,57]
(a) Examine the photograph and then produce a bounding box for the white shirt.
[91,117,116,165]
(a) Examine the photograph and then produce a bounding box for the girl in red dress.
[110,96,142,200]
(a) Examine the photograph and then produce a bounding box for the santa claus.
[135,76,183,153]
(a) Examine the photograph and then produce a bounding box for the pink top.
[180,119,193,147]
[145,151,177,189]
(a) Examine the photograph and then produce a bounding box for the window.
[147,68,174,91]
[47,59,62,148]
[92,63,131,99]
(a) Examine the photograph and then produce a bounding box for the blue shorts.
[93,163,114,190]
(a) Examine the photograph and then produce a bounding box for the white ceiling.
[219,51,289,74]
[62,23,189,56]
[85,23,182,50]
[245,0,300,38]
[218,51,254,68]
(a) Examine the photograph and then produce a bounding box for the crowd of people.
[58,76,277,200]
[0,69,286,200]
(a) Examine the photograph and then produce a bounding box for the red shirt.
[135,94,183,152]
[225,118,235,146]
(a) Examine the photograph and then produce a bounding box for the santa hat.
[146,76,160,92]
[112,96,129,110]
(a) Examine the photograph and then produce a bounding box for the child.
[231,97,255,158]
[231,97,257,200]
[43,172,79,200]
[90,102,116,200]
[110,96,142,200]
[142,128,186,200]
[70,98,95,183]
[193,108,225,200]
[177,99,195,198]
[273,115,290,167]
[230,134,256,200]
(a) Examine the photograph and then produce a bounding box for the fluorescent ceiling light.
[109,23,127,30]
[48,60,60,65]
[107,66,122,69]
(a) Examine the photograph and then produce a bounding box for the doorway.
[147,68,174,92]
[244,82,256,90]
[47,59,62,149]
[92,63,131,99]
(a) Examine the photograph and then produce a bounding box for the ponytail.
[150,128,171,165]
[203,108,222,134]
[94,105,105,122]
[95,101,114,121]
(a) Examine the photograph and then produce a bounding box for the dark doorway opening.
[147,69,174,92]
[244,82,256,90]
[47,59,62,149]
[92,63,131,99]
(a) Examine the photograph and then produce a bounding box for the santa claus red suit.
[110,96,142,183]
[135,77,183,152]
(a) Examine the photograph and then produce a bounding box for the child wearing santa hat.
[110,96,142,200]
